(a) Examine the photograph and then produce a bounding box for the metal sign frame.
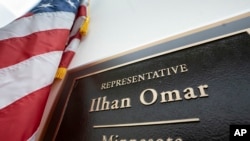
[43,13,250,141]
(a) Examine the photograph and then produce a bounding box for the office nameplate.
[58,32,250,141]
[43,16,250,141]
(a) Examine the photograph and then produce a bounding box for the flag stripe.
[0,0,84,140]
[0,51,62,109]
[0,12,75,40]
[69,16,86,38]
[0,30,69,69]
[76,5,87,17]
[65,38,81,51]
[69,4,88,38]
[0,85,51,141]
[58,51,75,68]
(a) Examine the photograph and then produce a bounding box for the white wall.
[69,0,250,69]
[0,0,40,28]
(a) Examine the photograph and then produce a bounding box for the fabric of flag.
[0,0,88,140]
[56,0,89,79]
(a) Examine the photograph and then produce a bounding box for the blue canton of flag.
[31,0,81,13]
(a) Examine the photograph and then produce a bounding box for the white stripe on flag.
[65,38,80,52]
[69,16,86,37]
[0,51,62,109]
[0,12,75,40]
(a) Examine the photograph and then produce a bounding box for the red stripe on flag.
[59,51,75,68]
[0,29,69,69]
[69,31,82,43]
[0,85,51,141]
[76,5,87,17]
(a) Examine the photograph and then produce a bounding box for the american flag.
[0,0,89,140]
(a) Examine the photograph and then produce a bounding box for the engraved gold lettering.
[100,64,189,90]
[111,100,119,110]
[152,71,160,78]
[145,72,153,80]
[101,96,110,110]
[166,67,171,75]
[140,88,158,105]
[121,78,126,85]
[116,80,121,86]
[171,66,179,74]
[132,76,138,83]
[96,97,101,111]
[127,77,132,84]
[120,98,131,108]
[183,87,197,99]
[160,90,183,102]
[89,98,96,112]
[102,135,183,141]
[101,83,107,90]
[102,135,118,141]
[180,64,188,72]
[90,96,131,112]
[198,84,209,97]
[158,69,166,77]
[138,74,145,82]
[140,84,209,105]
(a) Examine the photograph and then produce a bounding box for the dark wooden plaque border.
[42,14,250,140]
